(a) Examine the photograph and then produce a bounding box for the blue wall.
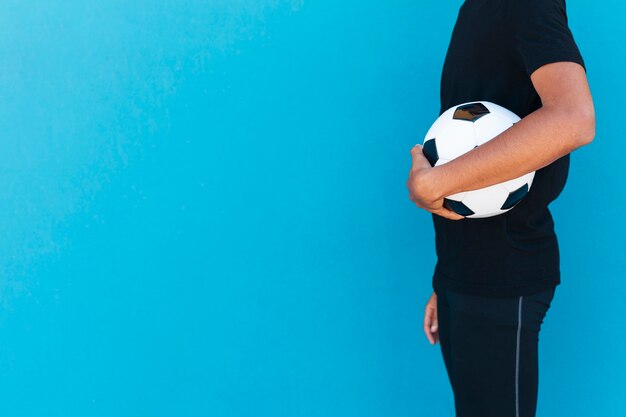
[0,1,623,416]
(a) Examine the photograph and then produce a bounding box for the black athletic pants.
[436,285,557,417]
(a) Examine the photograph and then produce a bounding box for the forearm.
[426,105,595,199]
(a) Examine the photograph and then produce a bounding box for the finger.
[409,196,426,210]
[431,307,438,334]
[410,143,423,152]
[410,143,424,156]
[410,145,427,165]
[423,305,432,328]
[424,322,435,345]
[433,207,465,221]
[423,308,435,345]
[430,302,439,344]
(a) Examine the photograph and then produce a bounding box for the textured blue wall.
[0,1,623,416]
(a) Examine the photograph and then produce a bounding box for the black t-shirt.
[432,0,586,298]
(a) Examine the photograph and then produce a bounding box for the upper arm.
[530,61,595,141]
[510,0,595,142]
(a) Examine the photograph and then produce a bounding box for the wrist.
[422,166,448,201]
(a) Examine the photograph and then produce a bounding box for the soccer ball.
[422,101,534,218]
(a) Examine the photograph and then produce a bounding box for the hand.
[406,144,464,220]
[423,291,439,345]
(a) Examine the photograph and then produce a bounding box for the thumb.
[410,143,424,164]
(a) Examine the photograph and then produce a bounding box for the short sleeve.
[510,0,586,78]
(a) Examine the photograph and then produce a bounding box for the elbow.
[579,113,595,145]
[545,103,595,150]
[571,104,596,147]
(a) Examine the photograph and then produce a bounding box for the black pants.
[436,285,557,417]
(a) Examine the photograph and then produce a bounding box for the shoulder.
[509,0,567,19]
[508,0,569,30]
[509,0,566,10]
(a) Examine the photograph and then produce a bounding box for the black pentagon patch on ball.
[453,102,490,122]
[422,139,439,167]
[443,198,475,217]
[501,183,529,210]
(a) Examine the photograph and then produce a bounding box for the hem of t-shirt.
[432,270,561,299]
[524,51,586,78]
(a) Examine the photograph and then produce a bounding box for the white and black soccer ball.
[422,101,534,218]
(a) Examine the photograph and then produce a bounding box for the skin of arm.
[407,61,596,220]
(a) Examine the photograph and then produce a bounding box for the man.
[405,0,595,416]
